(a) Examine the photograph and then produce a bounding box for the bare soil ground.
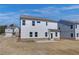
[0,35,79,55]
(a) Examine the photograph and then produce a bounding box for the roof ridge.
[20,15,57,22]
[59,20,79,24]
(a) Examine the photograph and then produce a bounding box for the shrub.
[0,26,6,34]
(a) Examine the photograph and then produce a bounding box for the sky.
[0,4,79,26]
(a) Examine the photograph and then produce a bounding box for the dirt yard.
[0,35,79,55]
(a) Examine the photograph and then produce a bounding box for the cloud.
[18,5,79,20]
[19,7,61,20]
[0,11,20,26]
[33,7,60,15]
[61,14,79,21]
[0,12,17,20]
[0,5,79,26]
[32,5,79,14]
[32,5,79,15]
[33,5,79,20]
[61,5,79,10]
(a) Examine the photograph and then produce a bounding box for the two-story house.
[58,20,79,40]
[20,15,60,40]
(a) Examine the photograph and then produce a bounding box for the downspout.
[74,24,76,40]
[17,17,21,42]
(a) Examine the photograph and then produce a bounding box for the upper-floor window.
[46,22,48,26]
[22,20,25,25]
[55,32,58,37]
[45,32,47,37]
[37,21,40,23]
[32,21,35,26]
[70,25,73,29]
[35,32,38,37]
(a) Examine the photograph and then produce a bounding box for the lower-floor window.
[55,32,58,37]
[35,32,38,37]
[13,32,15,35]
[29,32,38,37]
[71,33,73,37]
[45,32,47,37]
[29,32,33,37]
[77,33,79,37]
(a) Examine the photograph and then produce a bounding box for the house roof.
[20,15,57,22]
[5,25,19,29]
[48,29,60,32]
[59,20,79,25]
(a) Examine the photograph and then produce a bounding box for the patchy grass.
[0,35,79,55]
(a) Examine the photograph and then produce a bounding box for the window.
[35,32,38,37]
[77,33,79,37]
[55,32,58,37]
[70,25,73,29]
[22,20,25,25]
[32,21,35,26]
[13,32,15,35]
[37,21,40,23]
[71,33,73,37]
[76,25,77,28]
[29,32,33,37]
[46,22,48,26]
[45,32,47,37]
[77,33,78,37]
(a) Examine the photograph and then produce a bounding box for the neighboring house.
[58,20,79,40]
[5,27,13,37]
[20,15,60,40]
[5,26,19,37]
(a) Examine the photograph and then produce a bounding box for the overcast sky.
[0,4,79,26]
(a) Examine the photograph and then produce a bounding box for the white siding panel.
[47,22,58,29]
[75,24,79,40]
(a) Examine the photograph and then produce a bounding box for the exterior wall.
[47,22,58,29]
[60,31,75,39]
[59,23,75,31]
[20,19,59,39]
[14,27,19,37]
[21,20,48,38]
[49,32,60,40]
[59,23,75,39]
[56,32,60,39]
[75,24,79,40]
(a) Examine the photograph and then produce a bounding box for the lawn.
[0,35,79,55]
